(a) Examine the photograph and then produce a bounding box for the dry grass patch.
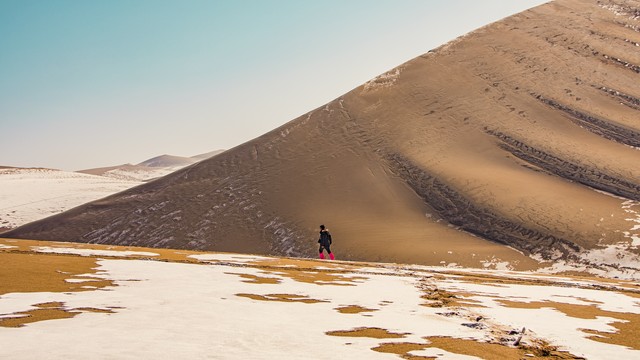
[372,336,583,359]
[334,305,378,314]
[259,268,367,286]
[441,290,487,308]
[421,287,460,308]
[0,238,206,263]
[0,302,115,328]
[235,293,328,304]
[424,337,580,359]
[372,342,434,359]
[326,327,409,339]
[247,257,370,286]
[0,252,112,295]
[225,272,281,284]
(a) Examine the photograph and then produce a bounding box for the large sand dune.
[5,0,640,273]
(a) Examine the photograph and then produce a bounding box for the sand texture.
[4,0,640,273]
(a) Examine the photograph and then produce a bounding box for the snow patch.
[535,243,640,281]
[480,257,513,271]
[363,68,402,91]
[622,200,640,247]
[437,277,640,359]
[100,166,185,182]
[0,168,142,228]
[599,3,640,20]
[65,278,102,283]
[30,246,159,258]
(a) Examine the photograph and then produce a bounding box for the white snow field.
[1,240,639,359]
[0,168,142,229]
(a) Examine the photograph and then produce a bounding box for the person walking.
[318,224,334,260]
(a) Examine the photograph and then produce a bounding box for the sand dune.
[5,0,640,274]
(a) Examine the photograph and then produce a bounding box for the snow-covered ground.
[0,155,214,229]
[0,168,142,229]
[94,165,186,182]
[530,200,640,281]
[1,240,638,359]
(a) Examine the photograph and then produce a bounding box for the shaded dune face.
[5,0,640,269]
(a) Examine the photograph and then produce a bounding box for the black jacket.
[318,229,332,247]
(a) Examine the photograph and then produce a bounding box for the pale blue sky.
[0,0,548,170]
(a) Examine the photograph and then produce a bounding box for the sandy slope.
[1,238,639,359]
[5,0,640,273]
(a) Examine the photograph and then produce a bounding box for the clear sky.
[0,0,548,171]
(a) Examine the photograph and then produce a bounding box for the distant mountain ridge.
[138,150,225,168]
[78,150,225,181]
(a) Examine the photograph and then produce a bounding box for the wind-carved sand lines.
[595,85,640,111]
[487,129,640,201]
[602,54,640,74]
[533,94,640,148]
[385,152,581,260]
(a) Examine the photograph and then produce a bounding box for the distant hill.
[1,150,224,230]
[78,150,225,181]
[191,150,227,161]
[5,0,640,274]
[138,150,226,168]
[137,155,196,168]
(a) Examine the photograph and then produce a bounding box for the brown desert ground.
[4,0,640,272]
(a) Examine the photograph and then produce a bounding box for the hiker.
[318,224,334,260]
